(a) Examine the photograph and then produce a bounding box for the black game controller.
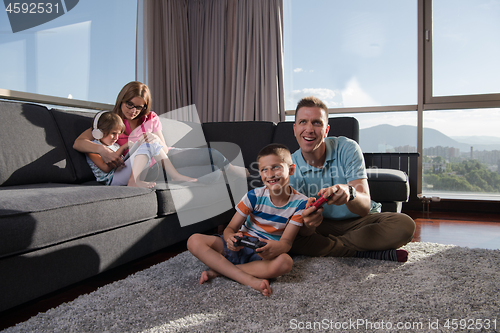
[233,236,267,250]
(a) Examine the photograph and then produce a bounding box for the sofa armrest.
[367,168,409,205]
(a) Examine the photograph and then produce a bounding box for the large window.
[422,0,500,199]
[328,112,418,154]
[423,109,500,199]
[0,0,137,105]
[432,0,500,97]
[283,0,418,110]
[284,0,500,200]
[283,0,418,154]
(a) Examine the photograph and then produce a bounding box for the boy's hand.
[301,197,324,233]
[226,232,244,251]
[256,239,288,260]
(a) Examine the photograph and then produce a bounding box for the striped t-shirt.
[236,186,308,241]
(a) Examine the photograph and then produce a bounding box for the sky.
[283,0,417,109]
[0,0,136,104]
[0,0,499,139]
[283,0,500,139]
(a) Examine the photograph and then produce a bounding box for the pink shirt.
[116,112,165,167]
[116,111,163,150]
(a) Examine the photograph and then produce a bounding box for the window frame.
[0,88,112,110]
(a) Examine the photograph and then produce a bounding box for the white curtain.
[137,0,285,123]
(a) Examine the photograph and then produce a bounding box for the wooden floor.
[1,210,499,330]
[406,210,500,250]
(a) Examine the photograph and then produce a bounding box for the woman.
[74,81,245,187]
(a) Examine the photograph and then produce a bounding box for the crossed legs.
[290,212,416,257]
[187,233,293,296]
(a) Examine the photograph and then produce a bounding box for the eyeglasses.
[124,101,146,111]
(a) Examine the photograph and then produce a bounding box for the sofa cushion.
[272,121,300,153]
[0,101,76,186]
[0,183,157,259]
[367,168,409,202]
[155,177,234,227]
[153,162,247,226]
[49,108,96,183]
[203,121,276,176]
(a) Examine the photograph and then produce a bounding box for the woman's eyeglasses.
[124,101,146,111]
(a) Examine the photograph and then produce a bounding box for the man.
[289,96,415,262]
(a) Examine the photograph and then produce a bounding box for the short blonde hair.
[295,96,328,123]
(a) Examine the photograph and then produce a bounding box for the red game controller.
[311,195,332,209]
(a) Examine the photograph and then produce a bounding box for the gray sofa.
[0,100,409,312]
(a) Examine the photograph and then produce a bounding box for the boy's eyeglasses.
[124,101,146,111]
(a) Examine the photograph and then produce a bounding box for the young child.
[187,144,308,296]
[86,111,195,187]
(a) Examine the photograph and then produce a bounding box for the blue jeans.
[219,235,262,265]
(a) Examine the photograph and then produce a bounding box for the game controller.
[233,236,267,250]
[311,194,333,209]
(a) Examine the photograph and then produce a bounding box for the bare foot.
[199,270,220,284]
[128,179,156,188]
[171,175,198,183]
[249,278,272,296]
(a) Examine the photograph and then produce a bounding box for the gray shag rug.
[3,242,500,333]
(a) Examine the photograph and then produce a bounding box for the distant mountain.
[359,125,500,152]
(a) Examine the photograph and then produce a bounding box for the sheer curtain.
[137,0,285,122]
[138,0,194,120]
[188,0,229,122]
[227,0,285,122]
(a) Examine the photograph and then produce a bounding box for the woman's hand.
[139,132,161,144]
[98,145,123,169]
[73,127,123,168]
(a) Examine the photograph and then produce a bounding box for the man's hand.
[318,185,349,206]
[318,181,371,217]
